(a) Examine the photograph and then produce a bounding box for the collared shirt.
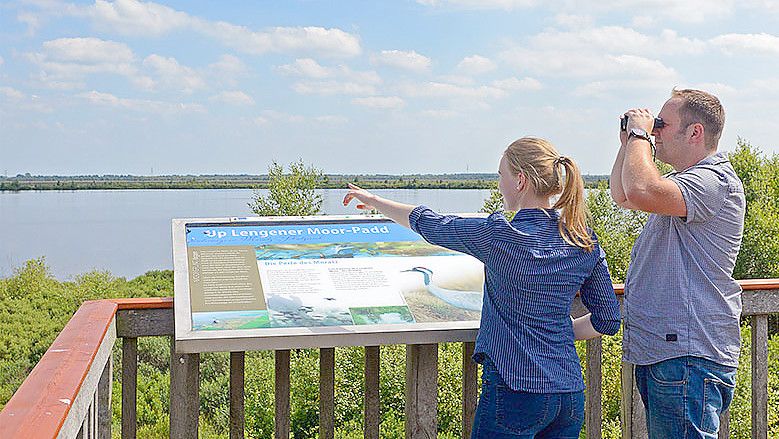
[623,152,745,367]
[409,206,621,393]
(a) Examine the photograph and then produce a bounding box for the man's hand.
[624,108,656,134]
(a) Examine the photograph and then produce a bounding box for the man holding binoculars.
[609,89,745,438]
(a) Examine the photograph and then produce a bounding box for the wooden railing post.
[275,350,291,439]
[121,337,137,439]
[620,362,648,439]
[405,343,438,439]
[461,342,477,439]
[230,352,245,439]
[364,346,380,439]
[751,315,769,439]
[98,353,113,439]
[585,338,603,439]
[170,338,199,439]
[719,409,730,439]
[320,347,335,439]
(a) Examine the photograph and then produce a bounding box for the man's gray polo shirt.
[623,152,745,367]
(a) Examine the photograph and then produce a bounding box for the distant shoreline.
[0,174,609,191]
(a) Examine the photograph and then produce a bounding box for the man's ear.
[689,123,705,144]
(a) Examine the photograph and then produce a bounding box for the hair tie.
[554,156,568,166]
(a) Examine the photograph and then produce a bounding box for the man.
[610,89,745,438]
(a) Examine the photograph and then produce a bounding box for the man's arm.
[610,142,638,210]
[621,109,686,217]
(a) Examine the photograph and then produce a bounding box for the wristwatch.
[628,128,652,143]
[628,127,656,159]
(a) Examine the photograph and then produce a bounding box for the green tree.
[585,183,647,282]
[480,183,515,220]
[729,139,779,279]
[249,160,323,216]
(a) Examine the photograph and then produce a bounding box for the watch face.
[630,128,648,137]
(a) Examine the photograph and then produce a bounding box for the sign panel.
[173,215,484,353]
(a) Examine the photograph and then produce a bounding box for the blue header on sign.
[186,221,423,246]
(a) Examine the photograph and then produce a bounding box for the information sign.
[173,215,484,353]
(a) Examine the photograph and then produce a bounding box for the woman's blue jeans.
[635,356,737,439]
[471,359,585,438]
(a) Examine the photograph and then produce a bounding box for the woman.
[343,137,621,438]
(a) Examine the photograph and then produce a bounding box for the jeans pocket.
[701,377,736,434]
[648,358,688,385]
[496,387,550,435]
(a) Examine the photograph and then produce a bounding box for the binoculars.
[620,115,666,131]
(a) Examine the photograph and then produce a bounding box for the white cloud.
[553,14,594,29]
[17,11,41,35]
[260,110,305,123]
[291,81,377,96]
[420,109,459,119]
[142,54,205,93]
[27,37,137,86]
[209,91,255,105]
[417,0,537,10]
[631,16,656,28]
[0,56,4,66]
[208,55,248,78]
[419,0,734,21]
[370,50,432,73]
[278,58,330,78]
[547,0,735,24]
[710,33,779,56]
[351,96,405,109]
[494,26,702,90]
[78,90,205,113]
[456,55,497,75]
[277,59,381,84]
[492,77,542,91]
[29,0,361,58]
[197,23,362,58]
[41,37,134,64]
[397,81,507,99]
[0,86,25,100]
[526,26,704,56]
[86,0,192,35]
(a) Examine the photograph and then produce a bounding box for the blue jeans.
[471,359,584,438]
[635,356,737,439]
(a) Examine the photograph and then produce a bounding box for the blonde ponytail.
[552,157,593,251]
[504,137,593,252]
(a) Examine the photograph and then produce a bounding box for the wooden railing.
[1,281,777,439]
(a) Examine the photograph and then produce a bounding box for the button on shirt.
[623,152,746,367]
[409,206,621,393]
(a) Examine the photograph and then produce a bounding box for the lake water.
[0,189,493,279]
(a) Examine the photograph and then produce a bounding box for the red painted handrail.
[0,300,117,438]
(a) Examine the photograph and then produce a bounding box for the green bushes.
[2,258,778,438]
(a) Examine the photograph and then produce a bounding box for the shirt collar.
[696,151,729,166]
[511,208,559,222]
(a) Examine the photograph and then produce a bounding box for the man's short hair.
[671,88,725,149]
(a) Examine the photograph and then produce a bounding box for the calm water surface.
[0,189,492,279]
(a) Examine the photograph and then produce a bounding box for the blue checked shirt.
[623,152,745,367]
[409,206,621,393]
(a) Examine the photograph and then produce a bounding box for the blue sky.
[1,0,778,176]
